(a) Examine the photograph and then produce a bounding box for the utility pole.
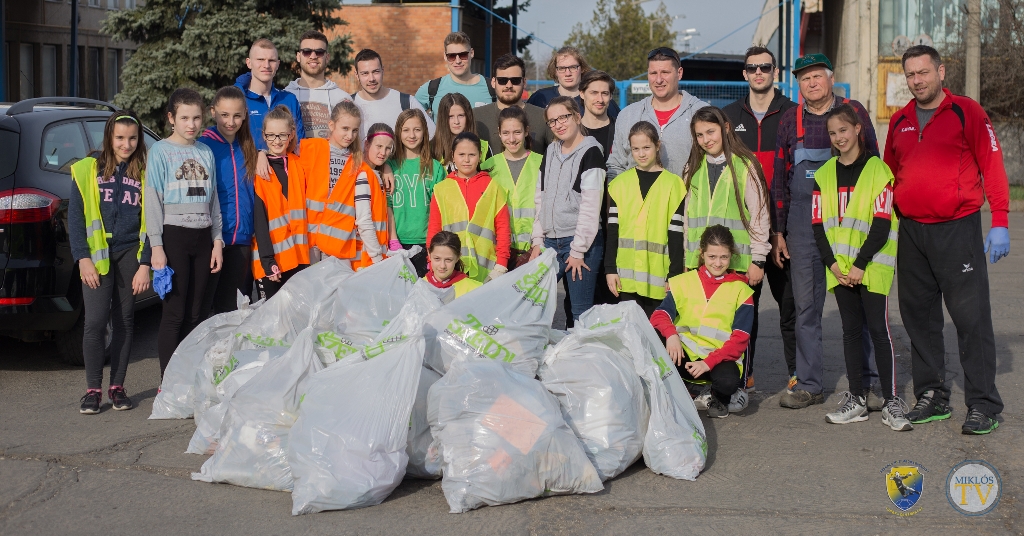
[71,0,79,97]
[484,0,492,78]
[0,0,7,101]
[965,0,980,102]
[511,0,518,55]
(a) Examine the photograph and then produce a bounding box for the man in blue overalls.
[771,54,881,408]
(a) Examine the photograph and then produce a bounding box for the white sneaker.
[728,389,749,412]
[693,386,712,411]
[825,392,869,424]
[882,397,914,431]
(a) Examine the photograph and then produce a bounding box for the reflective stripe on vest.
[685,156,752,270]
[607,168,686,300]
[252,154,310,279]
[669,270,751,380]
[482,152,541,251]
[351,168,390,271]
[434,177,507,282]
[314,157,363,260]
[814,156,899,295]
[70,158,147,276]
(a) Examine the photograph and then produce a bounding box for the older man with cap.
[772,54,881,409]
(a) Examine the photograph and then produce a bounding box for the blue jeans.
[544,230,604,321]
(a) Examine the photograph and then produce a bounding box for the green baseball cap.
[793,53,833,73]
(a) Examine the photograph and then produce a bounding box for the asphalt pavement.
[1,214,1020,535]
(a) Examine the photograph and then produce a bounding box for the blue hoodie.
[197,127,255,246]
[234,72,306,150]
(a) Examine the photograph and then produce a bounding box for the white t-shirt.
[284,79,353,139]
[353,88,436,140]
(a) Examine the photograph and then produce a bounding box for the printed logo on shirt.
[805,170,816,179]
[900,126,916,133]
[175,158,209,197]
[734,123,746,132]
[984,122,1000,152]
[962,263,973,273]
[300,102,331,139]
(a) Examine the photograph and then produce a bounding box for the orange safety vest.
[297,138,333,249]
[306,144,359,260]
[252,154,310,279]
[351,166,390,271]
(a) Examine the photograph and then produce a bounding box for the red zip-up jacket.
[722,88,797,191]
[428,170,511,268]
[883,88,1010,228]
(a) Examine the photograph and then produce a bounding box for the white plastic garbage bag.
[186,356,267,455]
[424,248,558,378]
[539,326,649,480]
[428,359,603,513]
[406,365,442,479]
[289,336,424,514]
[579,303,707,481]
[192,329,324,490]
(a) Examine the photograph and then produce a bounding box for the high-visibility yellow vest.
[423,276,482,298]
[669,270,751,382]
[607,168,686,300]
[70,158,147,275]
[481,152,541,251]
[685,155,752,271]
[814,156,898,295]
[434,178,507,282]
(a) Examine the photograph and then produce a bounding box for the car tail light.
[0,188,61,224]
[0,297,35,306]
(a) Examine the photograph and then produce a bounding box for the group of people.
[70,30,1010,439]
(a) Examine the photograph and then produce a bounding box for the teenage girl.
[308,101,364,263]
[683,106,770,393]
[481,106,542,269]
[252,106,309,299]
[352,123,394,270]
[70,112,150,414]
[814,104,909,431]
[650,225,754,419]
[424,230,482,302]
[431,92,489,172]
[198,86,257,315]
[530,96,605,322]
[146,88,223,379]
[428,131,511,283]
[387,108,447,277]
[605,121,687,317]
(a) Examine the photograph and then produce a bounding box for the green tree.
[564,0,678,80]
[103,0,353,134]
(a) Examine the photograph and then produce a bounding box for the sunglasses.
[745,63,775,74]
[300,48,327,58]
[495,76,524,86]
[445,51,470,62]
[647,47,680,62]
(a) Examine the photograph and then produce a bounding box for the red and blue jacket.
[198,127,255,246]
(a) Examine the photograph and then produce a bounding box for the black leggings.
[200,244,252,317]
[834,284,895,399]
[157,226,213,377]
[83,248,139,390]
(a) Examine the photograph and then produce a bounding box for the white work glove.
[484,264,508,283]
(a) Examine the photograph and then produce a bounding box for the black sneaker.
[707,397,730,418]
[961,408,999,435]
[906,390,951,424]
[109,387,134,411]
[80,391,102,414]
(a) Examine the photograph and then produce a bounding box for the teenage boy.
[285,30,352,139]
[352,49,435,139]
[415,32,495,117]
[474,53,554,156]
[235,38,305,149]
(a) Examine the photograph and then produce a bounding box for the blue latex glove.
[153,266,175,299]
[984,227,1010,264]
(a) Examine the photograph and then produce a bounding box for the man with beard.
[352,49,435,139]
[285,30,352,139]
[474,54,554,157]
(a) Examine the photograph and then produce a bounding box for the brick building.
[328,2,511,96]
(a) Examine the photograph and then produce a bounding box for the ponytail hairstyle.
[627,120,663,168]
[699,224,738,264]
[432,92,476,164]
[429,230,465,274]
[96,111,146,182]
[263,105,298,155]
[497,105,532,152]
[210,86,257,181]
[330,100,363,171]
[683,106,770,235]
[825,103,868,158]
[365,122,396,173]
[451,131,483,173]
[545,95,586,136]
[394,108,433,180]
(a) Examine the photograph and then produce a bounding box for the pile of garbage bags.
[153,248,707,516]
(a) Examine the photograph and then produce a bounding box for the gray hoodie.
[285,79,353,139]
[606,91,708,180]
[533,136,606,258]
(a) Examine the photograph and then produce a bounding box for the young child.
[352,123,394,270]
[431,92,489,172]
[146,88,223,379]
[387,108,447,277]
[814,103,909,431]
[70,112,151,414]
[683,105,770,393]
[424,230,482,302]
[252,106,309,299]
[307,101,363,263]
[198,86,257,315]
[481,106,542,269]
[650,225,754,419]
[605,121,687,317]
[428,131,511,283]
[531,96,605,322]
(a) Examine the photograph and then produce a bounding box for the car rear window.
[41,122,89,173]
[86,119,161,150]
[0,130,18,177]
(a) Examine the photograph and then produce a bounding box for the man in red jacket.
[884,45,1010,435]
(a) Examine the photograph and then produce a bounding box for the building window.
[20,44,35,100]
[125,0,135,8]
[106,49,119,101]
[41,45,57,97]
[107,0,117,8]
[88,0,101,7]
[878,0,1000,55]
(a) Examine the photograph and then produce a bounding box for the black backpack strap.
[487,79,497,102]
[400,92,410,111]
[426,77,442,112]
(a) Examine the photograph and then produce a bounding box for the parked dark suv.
[0,98,161,365]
